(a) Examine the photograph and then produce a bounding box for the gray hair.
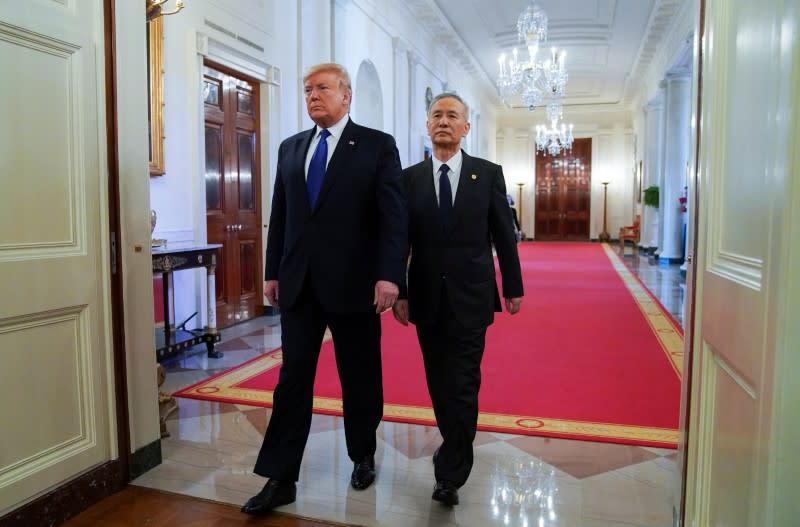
[427,92,469,119]
[303,63,352,94]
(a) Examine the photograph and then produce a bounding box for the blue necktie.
[439,163,453,229]
[307,128,331,208]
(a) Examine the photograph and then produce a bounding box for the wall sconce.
[147,0,185,21]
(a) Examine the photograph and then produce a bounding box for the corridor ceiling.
[407,0,686,111]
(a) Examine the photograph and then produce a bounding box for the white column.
[408,51,421,162]
[659,72,691,262]
[643,91,664,251]
[392,37,410,167]
[300,0,333,69]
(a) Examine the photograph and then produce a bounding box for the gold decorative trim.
[601,243,685,377]
[148,16,165,176]
[177,343,679,447]
[152,254,187,272]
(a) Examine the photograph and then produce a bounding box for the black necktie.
[439,163,453,229]
[307,128,331,208]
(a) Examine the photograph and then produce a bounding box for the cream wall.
[332,0,494,165]
[334,1,395,133]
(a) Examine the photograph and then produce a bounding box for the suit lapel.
[293,128,315,217]
[313,118,357,212]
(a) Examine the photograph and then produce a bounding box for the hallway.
[129,245,685,527]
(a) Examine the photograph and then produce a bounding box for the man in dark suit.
[241,63,407,516]
[392,93,523,506]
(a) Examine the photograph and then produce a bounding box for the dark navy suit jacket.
[265,118,407,313]
[401,151,523,329]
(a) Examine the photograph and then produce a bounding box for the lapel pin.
[349,140,355,145]
[471,174,478,180]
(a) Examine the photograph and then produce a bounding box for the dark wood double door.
[203,64,262,327]
[534,137,592,241]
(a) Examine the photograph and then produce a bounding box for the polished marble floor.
[134,242,686,527]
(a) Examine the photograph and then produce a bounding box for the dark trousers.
[416,286,486,488]
[253,279,383,482]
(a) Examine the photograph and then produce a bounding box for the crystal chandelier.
[496,1,568,111]
[535,101,574,156]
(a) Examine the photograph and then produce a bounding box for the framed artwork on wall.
[636,160,643,203]
[147,16,165,176]
[425,86,433,114]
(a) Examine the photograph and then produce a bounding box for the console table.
[152,242,223,362]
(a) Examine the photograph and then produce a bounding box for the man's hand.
[505,297,522,315]
[374,280,399,313]
[392,299,409,326]
[264,280,279,307]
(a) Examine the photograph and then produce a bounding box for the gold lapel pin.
[471,174,477,180]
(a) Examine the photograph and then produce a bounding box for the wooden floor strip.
[62,486,351,527]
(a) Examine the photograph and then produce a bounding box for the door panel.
[0,0,112,514]
[205,125,224,211]
[684,0,799,524]
[237,131,255,210]
[534,138,591,240]
[204,64,262,327]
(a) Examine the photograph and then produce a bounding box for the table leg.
[162,271,173,341]
[206,263,222,358]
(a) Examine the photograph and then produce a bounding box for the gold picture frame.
[637,160,643,203]
[147,16,165,176]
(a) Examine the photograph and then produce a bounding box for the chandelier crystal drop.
[536,102,574,157]
[516,1,548,44]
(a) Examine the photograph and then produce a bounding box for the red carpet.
[175,243,683,448]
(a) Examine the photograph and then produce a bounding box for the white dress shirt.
[304,114,350,179]
[431,150,462,206]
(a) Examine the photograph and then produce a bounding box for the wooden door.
[683,0,799,524]
[534,138,591,240]
[203,64,262,327]
[0,0,114,513]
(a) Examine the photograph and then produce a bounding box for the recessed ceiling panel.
[433,0,656,108]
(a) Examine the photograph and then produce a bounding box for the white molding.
[195,30,277,83]
[629,0,696,110]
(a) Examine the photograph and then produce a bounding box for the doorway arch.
[353,60,383,130]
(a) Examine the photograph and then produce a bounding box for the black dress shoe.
[432,480,459,506]
[241,479,296,516]
[350,455,376,490]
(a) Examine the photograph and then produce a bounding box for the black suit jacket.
[401,151,523,329]
[265,118,407,313]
